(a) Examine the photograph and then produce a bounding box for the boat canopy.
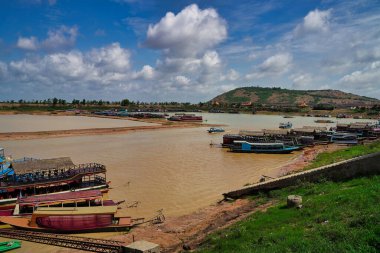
[34,206,118,215]
[12,157,74,174]
[19,189,104,206]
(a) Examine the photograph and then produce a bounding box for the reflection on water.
[0,114,157,133]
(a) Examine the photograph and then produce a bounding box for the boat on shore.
[279,122,292,129]
[207,127,225,133]
[0,205,136,233]
[168,113,202,122]
[230,141,300,154]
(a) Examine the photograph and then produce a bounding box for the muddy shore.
[104,144,341,252]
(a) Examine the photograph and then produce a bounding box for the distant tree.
[120,99,130,106]
[81,99,86,105]
[52,97,58,106]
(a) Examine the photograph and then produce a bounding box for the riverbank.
[106,142,379,252]
[196,175,380,253]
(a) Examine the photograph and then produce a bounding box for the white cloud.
[174,75,191,86]
[42,25,78,51]
[133,65,155,80]
[17,37,38,50]
[221,69,240,81]
[294,9,332,36]
[88,42,131,72]
[291,73,312,89]
[16,26,78,52]
[246,53,292,80]
[6,43,133,94]
[339,61,380,89]
[145,4,227,57]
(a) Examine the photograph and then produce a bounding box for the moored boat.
[230,141,299,154]
[331,133,358,145]
[0,148,109,211]
[207,127,225,133]
[279,122,292,129]
[0,205,134,233]
[168,113,202,122]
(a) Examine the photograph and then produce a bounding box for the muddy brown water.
[0,114,375,252]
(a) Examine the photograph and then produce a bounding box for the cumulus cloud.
[16,26,78,52]
[42,26,78,51]
[294,9,332,36]
[88,42,130,72]
[339,61,380,91]
[145,4,227,57]
[133,65,155,80]
[5,42,133,95]
[291,73,312,89]
[221,69,240,81]
[17,36,38,50]
[246,53,292,80]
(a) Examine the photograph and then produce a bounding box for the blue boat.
[230,141,300,154]
[207,127,225,133]
[279,122,292,129]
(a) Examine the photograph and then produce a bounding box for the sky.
[0,0,379,102]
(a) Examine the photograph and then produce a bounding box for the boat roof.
[19,190,103,206]
[302,126,328,131]
[34,206,118,215]
[239,130,264,136]
[12,157,74,174]
[263,129,289,135]
[234,141,284,146]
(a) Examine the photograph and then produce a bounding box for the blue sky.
[0,0,379,102]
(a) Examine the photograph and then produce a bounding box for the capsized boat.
[207,127,225,133]
[0,205,135,233]
[230,141,300,154]
[0,240,21,252]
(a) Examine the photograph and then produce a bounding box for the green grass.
[197,176,380,253]
[305,141,380,170]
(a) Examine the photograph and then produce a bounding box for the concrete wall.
[223,151,380,199]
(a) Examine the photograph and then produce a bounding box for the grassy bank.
[198,176,380,253]
[305,141,380,170]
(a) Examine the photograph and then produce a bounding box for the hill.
[211,87,380,107]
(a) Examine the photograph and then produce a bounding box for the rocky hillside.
[211,87,379,107]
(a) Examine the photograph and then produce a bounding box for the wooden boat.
[207,127,225,133]
[0,148,109,211]
[168,113,202,122]
[279,122,292,129]
[230,141,300,154]
[0,206,135,233]
[0,241,21,252]
[331,133,358,145]
[5,189,116,217]
[314,119,334,123]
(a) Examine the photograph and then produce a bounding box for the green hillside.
[211,87,379,107]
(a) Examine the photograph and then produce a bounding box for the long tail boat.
[230,141,300,154]
[0,148,108,212]
[0,205,135,233]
